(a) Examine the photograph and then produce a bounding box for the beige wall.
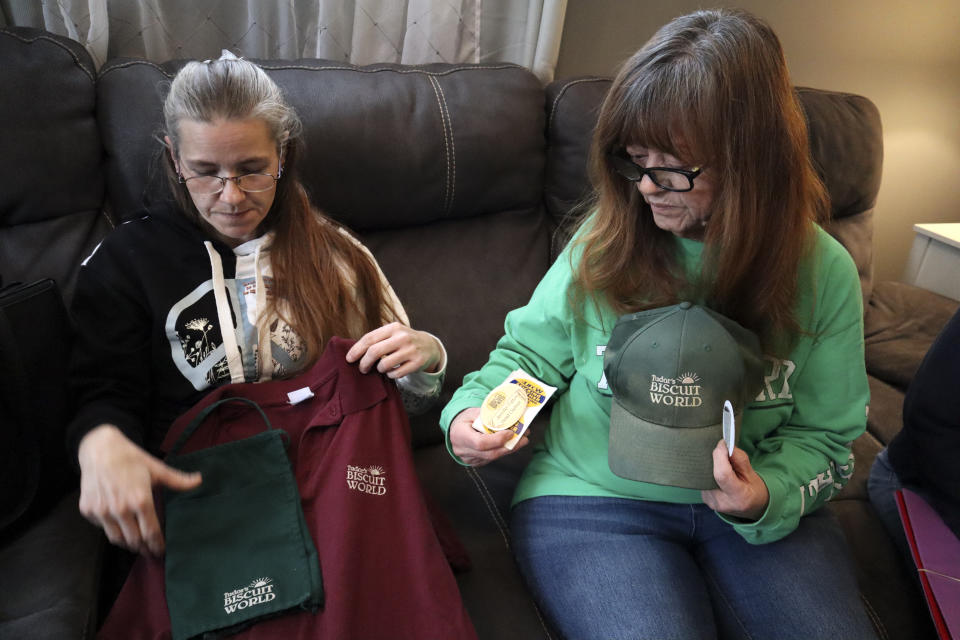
[555,0,960,282]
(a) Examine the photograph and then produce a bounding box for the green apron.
[163,397,323,640]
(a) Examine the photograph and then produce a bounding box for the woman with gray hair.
[69,51,446,556]
[443,9,878,639]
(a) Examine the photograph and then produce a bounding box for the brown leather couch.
[1,25,954,639]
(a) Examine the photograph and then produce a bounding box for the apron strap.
[169,396,273,456]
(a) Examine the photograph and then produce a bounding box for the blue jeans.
[867,448,928,580]
[511,496,877,640]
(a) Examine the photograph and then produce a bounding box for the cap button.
[679,301,692,310]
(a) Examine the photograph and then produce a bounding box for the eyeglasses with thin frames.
[607,149,701,192]
[178,157,284,195]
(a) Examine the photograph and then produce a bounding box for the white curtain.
[3,0,566,83]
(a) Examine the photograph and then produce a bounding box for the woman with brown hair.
[69,52,445,555]
[442,9,878,639]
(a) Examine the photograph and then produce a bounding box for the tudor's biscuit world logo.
[346,465,388,496]
[648,372,703,407]
[224,577,276,614]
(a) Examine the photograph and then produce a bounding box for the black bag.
[0,278,75,539]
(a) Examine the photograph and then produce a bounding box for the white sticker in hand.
[722,400,735,456]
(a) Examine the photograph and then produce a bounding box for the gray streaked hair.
[163,50,302,152]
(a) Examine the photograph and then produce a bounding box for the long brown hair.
[162,53,398,369]
[575,9,827,353]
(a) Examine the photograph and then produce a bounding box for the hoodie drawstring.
[205,241,246,383]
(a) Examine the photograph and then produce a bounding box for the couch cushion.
[543,77,611,241]
[798,88,883,222]
[362,208,553,446]
[865,280,960,391]
[799,87,882,301]
[97,59,546,229]
[0,27,110,300]
[414,443,555,639]
[0,490,104,640]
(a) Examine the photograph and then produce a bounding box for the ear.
[164,136,178,172]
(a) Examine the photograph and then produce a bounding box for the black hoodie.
[67,204,248,455]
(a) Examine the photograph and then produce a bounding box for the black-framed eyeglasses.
[178,159,284,196]
[607,149,701,192]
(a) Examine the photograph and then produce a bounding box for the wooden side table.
[903,223,960,301]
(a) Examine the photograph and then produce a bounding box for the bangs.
[611,56,714,166]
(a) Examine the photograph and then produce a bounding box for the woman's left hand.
[346,322,442,378]
[701,440,770,521]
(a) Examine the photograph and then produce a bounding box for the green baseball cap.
[603,302,764,490]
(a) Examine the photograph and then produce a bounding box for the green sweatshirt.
[440,225,868,544]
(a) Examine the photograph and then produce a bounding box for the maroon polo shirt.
[99,337,476,640]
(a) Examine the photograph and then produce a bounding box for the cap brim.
[608,399,720,490]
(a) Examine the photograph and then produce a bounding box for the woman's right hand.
[449,407,528,466]
[77,424,202,555]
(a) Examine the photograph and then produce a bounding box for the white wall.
[555,0,960,282]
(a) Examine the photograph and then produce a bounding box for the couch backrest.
[96,57,554,444]
[96,59,549,229]
[0,27,111,301]
[543,78,884,302]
